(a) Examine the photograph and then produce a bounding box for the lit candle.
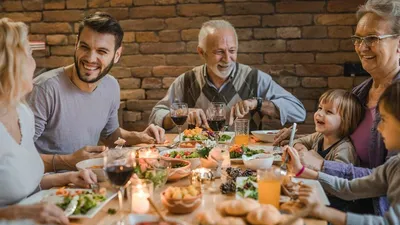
[190,168,213,190]
[130,184,150,214]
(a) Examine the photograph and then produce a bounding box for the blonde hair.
[356,0,400,34]
[319,89,364,137]
[0,18,30,109]
[198,20,238,50]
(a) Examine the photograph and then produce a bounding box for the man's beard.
[74,54,115,84]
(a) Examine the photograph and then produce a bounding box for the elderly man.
[149,20,306,131]
[28,12,165,172]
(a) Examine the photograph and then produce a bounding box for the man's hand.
[272,127,292,146]
[229,99,257,125]
[63,146,106,170]
[139,124,165,144]
[188,108,208,128]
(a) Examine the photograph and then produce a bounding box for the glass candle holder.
[189,168,214,191]
[127,179,153,214]
[138,147,159,158]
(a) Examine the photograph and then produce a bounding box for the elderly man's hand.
[187,108,208,128]
[140,124,165,144]
[229,99,257,125]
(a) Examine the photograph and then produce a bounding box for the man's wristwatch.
[255,97,263,111]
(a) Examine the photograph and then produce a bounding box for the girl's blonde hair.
[319,89,364,137]
[0,18,30,109]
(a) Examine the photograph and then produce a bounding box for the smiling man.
[28,12,165,172]
[149,20,306,131]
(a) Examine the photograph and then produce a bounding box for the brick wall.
[1,0,369,133]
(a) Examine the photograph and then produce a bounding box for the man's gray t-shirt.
[27,68,120,155]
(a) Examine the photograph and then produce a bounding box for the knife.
[64,195,79,217]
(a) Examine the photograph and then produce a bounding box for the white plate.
[18,189,117,218]
[292,178,330,205]
[173,131,235,144]
[251,130,280,143]
[128,214,188,225]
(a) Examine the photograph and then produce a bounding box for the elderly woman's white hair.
[198,20,238,50]
[357,0,400,33]
[0,18,30,110]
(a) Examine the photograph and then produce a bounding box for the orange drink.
[257,168,283,209]
[234,134,249,145]
[258,179,281,208]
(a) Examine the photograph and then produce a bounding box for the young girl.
[285,81,400,224]
[292,89,364,164]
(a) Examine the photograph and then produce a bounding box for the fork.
[280,123,297,176]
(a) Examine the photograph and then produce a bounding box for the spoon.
[148,197,167,222]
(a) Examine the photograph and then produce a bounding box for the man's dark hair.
[78,12,124,50]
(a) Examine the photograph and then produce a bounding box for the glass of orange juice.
[234,119,249,146]
[257,167,283,209]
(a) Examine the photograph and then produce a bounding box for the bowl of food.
[76,158,106,182]
[133,158,169,189]
[251,130,280,143]
[160,149,201,170]
[161,185,202,214]
[163,158,191,182]
[242,153,274,170]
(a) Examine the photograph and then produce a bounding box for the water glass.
[234,119,249,146]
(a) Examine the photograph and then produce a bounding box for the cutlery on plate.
[64,195,79,217]
[280,123,297,176]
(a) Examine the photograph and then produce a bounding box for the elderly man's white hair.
[198,20,238,50]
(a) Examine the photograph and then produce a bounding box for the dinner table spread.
[66,133,328,225]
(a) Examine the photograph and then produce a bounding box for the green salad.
[236,176,258,200]
[218,134,232,142]
[57,191,106,215]
[164,150,200,159]
[133,163,168,188]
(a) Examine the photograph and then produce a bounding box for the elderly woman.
[0,18,96,225]
[275,0,400,216]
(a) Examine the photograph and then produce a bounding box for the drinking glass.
[170,102,189,145]
[206,102,226,139]
[104,148,135,211]
[257,167,283,209]
[234,119,249,146]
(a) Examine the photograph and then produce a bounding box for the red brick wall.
[0,0,369,133]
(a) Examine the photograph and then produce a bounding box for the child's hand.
[298,184,325,218]
[294,143,308,152]
[282,145,303,174]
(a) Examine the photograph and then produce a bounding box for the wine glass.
[170,102,189,145]
[104,148,135,211]
[206,102,227,139]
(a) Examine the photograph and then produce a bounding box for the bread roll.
[246,204,282,225]
[280,214,304,225]
[224,198,260,216]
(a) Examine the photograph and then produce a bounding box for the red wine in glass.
[105,165,134,186]
[207,117,226,132]
[171,116,188,126]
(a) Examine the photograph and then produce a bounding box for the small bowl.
[160,149,201,170]
[164,159,191,182]
[161,189,202,214]
[76,158,106,182]
[251,130,280,143]
[242,153,274,170]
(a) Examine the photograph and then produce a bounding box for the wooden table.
[72,134,327,225]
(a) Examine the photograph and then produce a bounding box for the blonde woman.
[0,18,96,225]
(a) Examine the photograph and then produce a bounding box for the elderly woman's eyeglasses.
[351,34,399,47]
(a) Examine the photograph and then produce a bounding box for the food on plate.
[229,145,265,159]
[163,150,200,159]
[55,188,106,215]
[164,185,200,199]
[246,204,281,225]
[182,127,232,142]
[179,141,197,148]
[88,165,103,169]
[217,198,260,216]
[133,159,169,188]
[171,162,187,168]
[236,176,258,200]
[220,167,255,195]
